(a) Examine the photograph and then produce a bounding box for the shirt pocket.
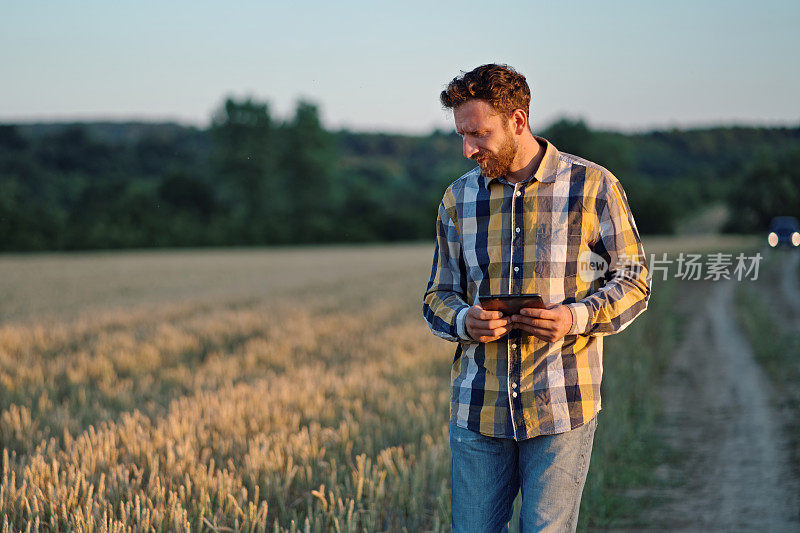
[532,221,586,278]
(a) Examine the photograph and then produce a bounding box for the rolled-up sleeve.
[423,201,476,343]
[567,178,651,336]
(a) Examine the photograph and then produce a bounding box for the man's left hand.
[511,305,573,342]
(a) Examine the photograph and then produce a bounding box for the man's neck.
[506,135,545,184]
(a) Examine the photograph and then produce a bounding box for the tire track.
[639,278,799,532]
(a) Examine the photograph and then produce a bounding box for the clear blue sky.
[2,0,798,133]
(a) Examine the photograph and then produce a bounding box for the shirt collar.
[483,135,559,186]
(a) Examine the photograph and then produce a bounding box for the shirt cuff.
[455,306,474,342]
[567,302,591,335]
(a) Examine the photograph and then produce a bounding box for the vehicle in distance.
[767,216,800,248]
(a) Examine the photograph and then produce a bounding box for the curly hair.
[440,64,531,119]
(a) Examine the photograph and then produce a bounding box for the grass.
[575,276,682,531]
[734,250,800,497]
[0,261,453,531]
[0,240,738,531]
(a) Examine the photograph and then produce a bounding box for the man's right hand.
[465,305,512,343]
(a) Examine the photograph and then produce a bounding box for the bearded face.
[454,100,523,179]
[472,124,518,178]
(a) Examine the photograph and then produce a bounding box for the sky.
[1,0,799,134]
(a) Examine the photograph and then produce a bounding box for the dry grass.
[0,238,756,531]
[1,244,451,531]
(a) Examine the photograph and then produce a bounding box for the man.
[422,64,651,532]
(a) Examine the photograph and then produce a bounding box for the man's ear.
[510,109,528,135]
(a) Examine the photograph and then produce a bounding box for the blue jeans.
[450,416,597,533]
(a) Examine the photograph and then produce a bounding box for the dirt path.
[639,272,800,531]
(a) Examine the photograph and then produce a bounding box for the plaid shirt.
[423,136,650,440]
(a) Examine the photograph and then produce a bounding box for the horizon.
[4,113,800,138]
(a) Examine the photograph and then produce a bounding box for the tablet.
[480,294,546,316]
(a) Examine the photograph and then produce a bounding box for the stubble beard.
[474,130,518,179]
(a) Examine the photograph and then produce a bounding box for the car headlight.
[792,232,800,247]
[768,232,779,247]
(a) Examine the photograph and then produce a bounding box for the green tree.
[210,97,283,243]
[622,176,680,235]
[158,171,216,219]
[540,118,634,174]
[280,101,341,242]
[725,147,800,232]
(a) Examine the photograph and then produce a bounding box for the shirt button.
[512,391,518,398]
[512,382,517,389]
[515,190,521,197]
[514,266,519,272]
[511,343,517,349]
[515,227,520,233]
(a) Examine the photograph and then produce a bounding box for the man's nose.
[463,137,479,159]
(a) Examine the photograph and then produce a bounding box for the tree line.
[1,98,798,252]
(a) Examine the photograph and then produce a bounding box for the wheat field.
[0,245,457,531]
[0,240,749,531]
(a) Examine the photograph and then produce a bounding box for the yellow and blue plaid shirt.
[423,136,651,440]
